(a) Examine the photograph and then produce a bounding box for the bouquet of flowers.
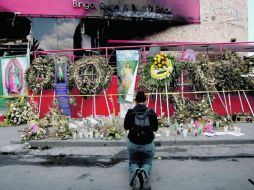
[44,100,73,140]
[71,56,113,96]
[139,52,181,96]
[22,123,47,142]
[1,97,38,126]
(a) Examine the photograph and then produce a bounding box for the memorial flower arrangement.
[212,51,251,91]
[139,52,181,95]
[25,56,74,94]
[158,112,169,128]
[101,117,125,140]
[71,56,113,96]
[171,95,230,135]
[231,112,254,122]
[25,57,55,94]
[22,122,47,142]
[21,99,73,142]
[187,51,253,92]
[173,95,219,124]
[150,53,173,80]
[43,100,73,140]
[186,55,216,92]
[0,97,38,126]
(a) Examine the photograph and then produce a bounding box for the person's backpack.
[132,108,151,137]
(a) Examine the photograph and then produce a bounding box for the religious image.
[56,63,65,83]
[1,57,27,95]
[116,50,139,103]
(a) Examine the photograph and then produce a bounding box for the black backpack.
[132,108,151,137]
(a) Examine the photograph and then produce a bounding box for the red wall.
[28,76,254,118]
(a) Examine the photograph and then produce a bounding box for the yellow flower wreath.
[150,53,173,80]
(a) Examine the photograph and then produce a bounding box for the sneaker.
[140,170,151,190]
[132,169,141,190]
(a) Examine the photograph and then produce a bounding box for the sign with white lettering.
[0,0,200,23]
[73,0,175,22]
[73,1,97,9]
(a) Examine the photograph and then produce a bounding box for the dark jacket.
[124,104,158,145]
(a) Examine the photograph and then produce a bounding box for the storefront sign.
[72,0,171,14]
[0,0,200,23]
[73,1,96,9]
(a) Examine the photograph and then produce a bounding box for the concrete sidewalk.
[0,123,253,148]
[28,123,254,148]
[0,123,254,159]
[0,125,26,147]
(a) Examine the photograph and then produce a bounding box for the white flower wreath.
[71,56,113,96]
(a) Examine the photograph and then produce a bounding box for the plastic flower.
[31,124,39,133]
[151,53,174,80]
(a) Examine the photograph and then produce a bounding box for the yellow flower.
[150,53,174,79]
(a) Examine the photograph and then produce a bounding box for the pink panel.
[0,0,200,23]
[157,0,200,23]
[0,0,96,17]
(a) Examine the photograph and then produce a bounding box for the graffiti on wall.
[202,0,245,28]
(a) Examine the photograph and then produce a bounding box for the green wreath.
[71,56,113,96]
[186,55,216,92]
[25,57,55,94]
[139,53,181,95]
[187,51,252,92]
[212,51,251,91]
[25,56,75,94]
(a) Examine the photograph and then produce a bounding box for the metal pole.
[242,91,254,117]
[181,45,184,98]
[146,94,150,107]
[207,92,214,111]
[81,97,84,118]
[143,46,147,64]
[216,91,230,117]
[155,89,158,114]
[103,89,111,117]
[160,93,162,116]
[106,47,108,64]
[38,88,43,118]
[165,82,170,125]
[238,91,245,112]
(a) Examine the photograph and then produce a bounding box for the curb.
[28,138,254,148]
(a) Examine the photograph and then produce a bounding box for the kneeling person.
[124,91,158,190]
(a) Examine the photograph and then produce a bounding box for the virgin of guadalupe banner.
[0,56,28,96]
[55,58,71,116]
[116,50,140,103]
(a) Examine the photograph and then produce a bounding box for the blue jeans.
[128,141,155,185]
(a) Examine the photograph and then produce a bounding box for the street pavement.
[0,123,254,190]
[0,157,253,190]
